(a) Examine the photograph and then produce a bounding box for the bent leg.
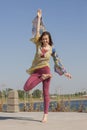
[24,73,42,91]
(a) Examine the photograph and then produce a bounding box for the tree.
[32,89,42,98]
[18,90,25,99]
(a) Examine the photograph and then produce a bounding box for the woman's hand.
[37,9,42,18]
[64,72,72,79]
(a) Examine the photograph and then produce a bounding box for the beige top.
[26,36,52,74]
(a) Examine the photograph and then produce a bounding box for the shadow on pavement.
[0,116,41,122]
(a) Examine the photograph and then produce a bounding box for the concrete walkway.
[0,112,87,130]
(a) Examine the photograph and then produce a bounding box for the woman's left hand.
[64,72,72,79]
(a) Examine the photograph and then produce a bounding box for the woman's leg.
[24,73,42,91]
[42,77,51,122]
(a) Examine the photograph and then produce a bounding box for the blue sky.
[0,0,87,94]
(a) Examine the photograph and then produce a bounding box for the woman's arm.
[52,47,72,79]
[30,9,43,44]
[36,9,42,37]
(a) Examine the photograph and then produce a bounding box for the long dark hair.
[38,31,53,46]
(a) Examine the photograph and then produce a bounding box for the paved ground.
[0,112,87,130]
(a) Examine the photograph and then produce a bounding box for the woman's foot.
[42,74,52,80]
[42,114,48,123]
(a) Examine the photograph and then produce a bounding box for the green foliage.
[18,90,25,99]
[32,89,42,98]
[0,91,2,98]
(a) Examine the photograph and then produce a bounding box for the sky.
[0,0,87,94]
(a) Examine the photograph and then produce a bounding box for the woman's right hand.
[37,9,42,18]
[64,72,72,79]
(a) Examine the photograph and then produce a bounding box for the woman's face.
[41,35,49,46]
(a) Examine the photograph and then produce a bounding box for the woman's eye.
[42,38,47,40]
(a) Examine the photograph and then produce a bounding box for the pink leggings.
[24,66,51,114]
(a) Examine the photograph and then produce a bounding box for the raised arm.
[36,9,42,37]
[30,9,45,43]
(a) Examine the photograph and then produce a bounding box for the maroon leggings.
[24,66,51,114]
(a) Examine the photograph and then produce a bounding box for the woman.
[24,9,72,122]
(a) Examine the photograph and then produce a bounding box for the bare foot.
[42,114,48,123]
[42,74,52,80]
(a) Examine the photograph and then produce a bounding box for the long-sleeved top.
[26,36,67,75]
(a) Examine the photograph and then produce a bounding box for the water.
[2,100,87,112]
